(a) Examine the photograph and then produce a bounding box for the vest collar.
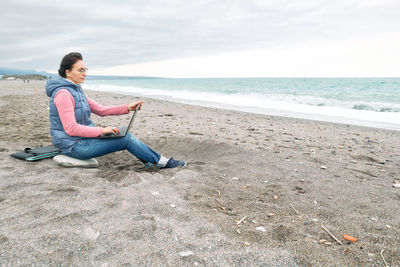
[64,78,79,85]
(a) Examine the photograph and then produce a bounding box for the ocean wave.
[84,81,400,130]
[84,82,400,113]
[352,104,400,112]
[247,93,400,113]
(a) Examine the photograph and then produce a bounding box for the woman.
[45,52,185,169]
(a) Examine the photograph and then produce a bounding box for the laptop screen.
[122,107,138,134]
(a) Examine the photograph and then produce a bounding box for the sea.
[84,77,400,131]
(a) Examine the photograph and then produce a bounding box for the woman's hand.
[102,126,120,135]
[127,101,144,111]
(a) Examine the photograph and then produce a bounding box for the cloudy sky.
[1,0,399,77]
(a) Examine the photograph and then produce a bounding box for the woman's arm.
[87,98,129,117]
[54,90,103,137]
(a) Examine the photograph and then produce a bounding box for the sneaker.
[163,157,186,168]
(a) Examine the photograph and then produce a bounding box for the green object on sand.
[11,146,61,161]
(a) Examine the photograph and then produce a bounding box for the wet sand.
[0,80,399,266]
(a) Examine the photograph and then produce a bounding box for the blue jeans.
[67,133,161,165]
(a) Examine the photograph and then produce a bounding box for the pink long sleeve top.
[54,89,129,137]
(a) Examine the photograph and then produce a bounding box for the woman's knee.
[125,133,149,149]
[125,132,139,143]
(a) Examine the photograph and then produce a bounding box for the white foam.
[84,82,400,131]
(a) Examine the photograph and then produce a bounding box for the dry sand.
[0,80,399,266]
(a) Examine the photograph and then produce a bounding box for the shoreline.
[1,80,399,266]
[91,88,400,135]
[84,83,400,132]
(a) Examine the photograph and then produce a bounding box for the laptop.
[97,106,139,139]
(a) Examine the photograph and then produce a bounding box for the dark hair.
[58,52,83,78]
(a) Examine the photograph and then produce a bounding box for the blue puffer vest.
[45,78,95,154]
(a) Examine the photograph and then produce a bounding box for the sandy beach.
[0,80,399,266]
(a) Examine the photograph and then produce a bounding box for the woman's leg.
[69,133,166,166]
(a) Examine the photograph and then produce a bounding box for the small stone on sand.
[255,226,267,232]
[178,251,194,257]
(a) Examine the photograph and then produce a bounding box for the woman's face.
[66,60,87,84]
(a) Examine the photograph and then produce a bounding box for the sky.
[1,0,399,78]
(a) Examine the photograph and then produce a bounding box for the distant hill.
[1,74,48,80]
[0,67,57,79]
[0,67,162,80]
